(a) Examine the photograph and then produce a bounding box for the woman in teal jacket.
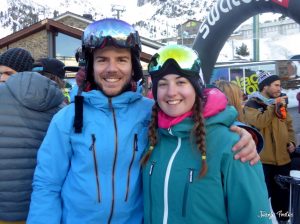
[141,45,271,224]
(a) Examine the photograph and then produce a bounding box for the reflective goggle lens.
[148,45,200,74]
[82,18,141,51]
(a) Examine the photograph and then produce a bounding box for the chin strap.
[74,95,84,133]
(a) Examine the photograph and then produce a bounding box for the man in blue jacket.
[27,18,259,224]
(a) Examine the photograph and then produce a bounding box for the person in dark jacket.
[0,72,64,223]
[33,57,66,89]
[33,57,70,104]
[0,48,34,82]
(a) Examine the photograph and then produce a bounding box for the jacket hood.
[159,106,237,138]
[6,72,64,111]
[248,91,275,105]
[205,105,237,127]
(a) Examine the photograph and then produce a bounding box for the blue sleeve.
[221,154,272,224]
[27,114,72,224]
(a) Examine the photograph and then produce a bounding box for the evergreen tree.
[236,43,250,57]
[0,0,51,33]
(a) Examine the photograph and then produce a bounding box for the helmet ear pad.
[84,53,97,90]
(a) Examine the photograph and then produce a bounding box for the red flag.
[272,0,289,8]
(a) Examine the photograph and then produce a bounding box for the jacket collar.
[81,89,143,109]
[159,106,237,138]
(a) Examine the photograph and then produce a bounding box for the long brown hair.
[42,72,65,89]
[215,80,245,122]
[141,98,208,177]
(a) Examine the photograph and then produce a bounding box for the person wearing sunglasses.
[27,19,259,224]
[141,45,271,224]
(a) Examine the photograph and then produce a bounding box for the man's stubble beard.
[96,77,133,97]
[266,90,280,99]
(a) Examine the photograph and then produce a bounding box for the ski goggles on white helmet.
[82,18,141,53]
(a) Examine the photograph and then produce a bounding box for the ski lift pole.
[253,14,259,61]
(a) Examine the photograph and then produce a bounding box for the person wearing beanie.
[244,70,296,223]
[0,71,64,224]
[140,44,271,224]
[0,48,34,82]
[27,20,257,224]
[257,70,280,92]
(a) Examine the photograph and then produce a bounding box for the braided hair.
[141,98,207,177]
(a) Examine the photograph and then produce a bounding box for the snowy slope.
[1,0,300,63]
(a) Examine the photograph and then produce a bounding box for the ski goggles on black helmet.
[82,18,141,53]
[148,45,204,99]
[148,45,201,76]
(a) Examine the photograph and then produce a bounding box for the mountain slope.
[0,0,215,40]
[132,0,216,39]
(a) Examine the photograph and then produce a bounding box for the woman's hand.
[230,125,260,166]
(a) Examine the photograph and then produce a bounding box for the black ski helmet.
[148,44,204,100]
[82,18,143,85]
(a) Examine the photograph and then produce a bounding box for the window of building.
[55,32,81,65]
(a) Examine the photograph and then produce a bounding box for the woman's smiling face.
[157,74,196,117]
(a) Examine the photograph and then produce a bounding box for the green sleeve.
[221,154,272,224]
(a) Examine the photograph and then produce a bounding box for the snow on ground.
[219,33,300,62]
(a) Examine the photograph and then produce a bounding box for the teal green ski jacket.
[143,106,271,224]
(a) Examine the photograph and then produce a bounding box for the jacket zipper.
[89,134,101,203]
[149,161,156,224]
[163,137,182,224]
[182,168,194,217]
[107,98,118,224]
[125,133,138,201]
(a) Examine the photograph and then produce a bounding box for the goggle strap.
[150,58,198,77]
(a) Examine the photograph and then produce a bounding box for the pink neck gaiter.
[158,110,193,129]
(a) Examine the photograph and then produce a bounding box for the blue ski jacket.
[27,89,153,224]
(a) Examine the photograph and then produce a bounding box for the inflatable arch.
[193,0,300,83]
